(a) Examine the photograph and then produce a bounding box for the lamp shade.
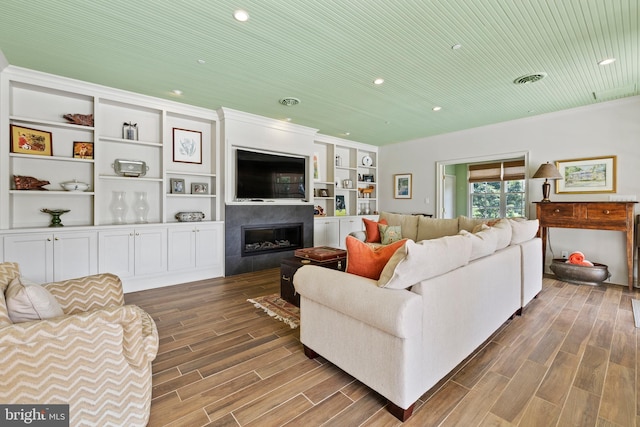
[532,162,563,180]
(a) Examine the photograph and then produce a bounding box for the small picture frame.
[123,122,138,140]
[10,125,53,156]
[335,194,346,215]
[173,128,202,164]
[319,189,329,197]
[170,178,185,194]
[72,141,94,159]
[191,182,208,194]
[394,173,412,199]
[363,174,375,183]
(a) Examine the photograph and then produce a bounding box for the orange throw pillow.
[362,218,388,243]
[346,236,407,280]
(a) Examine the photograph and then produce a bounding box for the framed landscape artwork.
[394,173,412,199]
[555,156,616,194]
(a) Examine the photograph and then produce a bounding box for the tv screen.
[236,149,306,200]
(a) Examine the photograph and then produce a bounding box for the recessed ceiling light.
[432,106,442,111]
[451,43,462,50]
[285,118,292,122]
[278,97,300,106]
[172,89,183,95]
[373,78,384,85]
[233,9,249,22]
[197,59,206,64]
[344,132,351,136]
[598,58,616,66]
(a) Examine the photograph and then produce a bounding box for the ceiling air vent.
[513,73,547,85]
[278,97,301,106]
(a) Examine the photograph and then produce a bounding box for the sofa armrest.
[0,304,158,369]
[293,265,422,338]
[43,273,125,315]
[349,230,367,242]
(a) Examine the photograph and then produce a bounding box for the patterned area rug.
[247,294,300,329]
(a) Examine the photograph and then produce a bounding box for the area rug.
[248,294,300,329]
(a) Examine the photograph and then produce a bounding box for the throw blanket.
[567,251,594,267]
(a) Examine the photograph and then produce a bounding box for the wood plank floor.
[125,270,640,426]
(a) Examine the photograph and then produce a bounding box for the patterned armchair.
[0,262,158,426]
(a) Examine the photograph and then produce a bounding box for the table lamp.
[532,162,563,202]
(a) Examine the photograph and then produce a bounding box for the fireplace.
[242,223,303,256]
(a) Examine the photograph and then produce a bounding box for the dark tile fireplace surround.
[225,204,314,275]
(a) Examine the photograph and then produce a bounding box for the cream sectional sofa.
[293,212,541,421]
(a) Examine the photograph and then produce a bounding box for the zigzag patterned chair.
[0,262,158,426]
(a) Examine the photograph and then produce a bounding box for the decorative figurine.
[63,113,94,126]
[13,175,50,190]
[41,209,70,227]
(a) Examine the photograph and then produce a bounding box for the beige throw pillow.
[5,276,64,323]
[509,218,539,244]
[378,234,472,289]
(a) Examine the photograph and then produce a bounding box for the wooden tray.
[295,246,346,262]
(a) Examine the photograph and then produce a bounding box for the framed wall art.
[394,173,412,199]
[72,141,94,159]
[173,128,202,164]
[555,156,617,194]
[11,125,53,156]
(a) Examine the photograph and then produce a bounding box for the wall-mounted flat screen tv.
[236,149,306,200]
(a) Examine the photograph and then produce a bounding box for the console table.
[534,201,636,290]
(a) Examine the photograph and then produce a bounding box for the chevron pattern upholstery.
[0,263,158,426]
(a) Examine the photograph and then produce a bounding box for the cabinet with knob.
[98,226,167,278]
[167,222,224,272]
[3,230,97,283]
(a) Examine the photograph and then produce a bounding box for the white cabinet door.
[4,231,97,283]
[314,218,340,247]
[134,227,168,276]
[167,227,196,271]
[339,217,362,249]
[53,232,98,281]
[98,229,135,278]
[195,223,223,270]
[3,233,54,283]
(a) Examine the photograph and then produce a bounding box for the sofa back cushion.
[459,229,498,260]
[416,217,459,241]
[378,234,472,289]
[510,218,539,244]
[346,236,408,280]
[378,212,419,241]
[0,262,21,327]
[458,216,491,232]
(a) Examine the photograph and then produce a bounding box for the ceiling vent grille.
[279,97,301,106]
[513,73,547,85]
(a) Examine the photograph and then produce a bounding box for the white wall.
[380,95,640,285]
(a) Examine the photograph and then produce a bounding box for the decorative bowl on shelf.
[60,180,90,192]
[175,212,205,222]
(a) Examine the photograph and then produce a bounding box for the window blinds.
[468,160,525,183]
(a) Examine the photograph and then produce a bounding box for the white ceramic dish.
[60,180,90,192]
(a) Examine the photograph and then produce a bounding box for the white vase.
[133,191,149,224]
[110,191,128,224]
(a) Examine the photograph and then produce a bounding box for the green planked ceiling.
[0,0,638,146]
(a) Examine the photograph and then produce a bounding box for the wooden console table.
[534,201,637,290]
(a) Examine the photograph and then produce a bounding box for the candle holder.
[41,209,70,227]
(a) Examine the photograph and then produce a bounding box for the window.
[469,160,525,218]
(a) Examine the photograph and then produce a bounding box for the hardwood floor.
[125,270,640,426]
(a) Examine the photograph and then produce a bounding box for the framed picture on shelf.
[72,141,94,159]
[10,125,53,156]
[394,173,412,199]
[170,178,185,194]
[555,156,617,194]
[319,188,329,197]
[173,128,202,164]
[335,195,347,216]
[313,152,321,181]
[191,182,209,194]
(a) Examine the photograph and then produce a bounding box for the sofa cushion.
[459,229,498,260]
[5,276,64,323]
[378,224,403,244]
[363,217,387,243]
[0,262,21,327]
[378,235,472,289]
[416,217,460,241]
[346,236,407,280]
[378,212,419,241]
[491,219,513,250]
[509,218,539,244]
[458,216,491,232]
